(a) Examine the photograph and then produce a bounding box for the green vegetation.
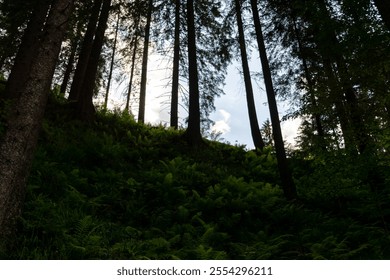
[3,98,389,260]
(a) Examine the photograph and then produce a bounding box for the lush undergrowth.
[3,99,390,259]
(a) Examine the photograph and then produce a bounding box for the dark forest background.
[0,0,389,259]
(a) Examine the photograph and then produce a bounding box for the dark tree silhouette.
[76,0,112,121]
[234,0,265,151]
[170,0,181,129]
[184,0,203,147]
[68,0,103,102]
[105,12,120,110]
[4,0,51,100]
[138,0,153,123]
[0,0,74,251]
[250,0,297,200]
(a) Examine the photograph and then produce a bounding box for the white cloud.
[212,109,231,134]
[281,117,302,146]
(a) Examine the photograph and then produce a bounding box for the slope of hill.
[3,99,390,259]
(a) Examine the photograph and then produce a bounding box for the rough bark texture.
[250,0,297,200]
[68,0,103,102]
[0,0,74,252]
[138,0,153,123]
[235,0,265,151]
[4,1,51,100]
[184,0,203,147]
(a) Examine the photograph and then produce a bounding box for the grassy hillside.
[3,98,390,259]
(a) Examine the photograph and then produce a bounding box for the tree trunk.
[68,0,103,102]
[125,34,139,113]
[373,0,390,30]
[60,25,82,94]
[250,0,297,200]
[77,0,112,121]
[322,57,356,152]
[4,1,51,100]
[234,0,265,151]
[170,0,180,129]
[104,12,120,110]
[0,0,74,251]
[184,0,203,147]
[138,0,153,123]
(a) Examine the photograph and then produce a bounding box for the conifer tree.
[184,0,203,147]
[68,0,103,102]
[250,0,296,199]
[234,0,265,150]
[3,0,51,100]
[170,0,181,129]
[0,0,74,251]
[105,12,121,110]
[76,0,112,121]
[138,0,153,123]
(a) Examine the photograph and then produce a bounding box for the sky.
[208,62,301,149]
[106,52,302,150]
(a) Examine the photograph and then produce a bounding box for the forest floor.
[2,97,390,259]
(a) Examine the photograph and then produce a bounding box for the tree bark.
[184,0,203,147]
[0,0,74,251]
[4,1,51,100]
[77,0,112,121]
[68,0,103,102]
[170,0,181,129]
[250,0,297,200]
[138,0,153,123]
[234,0,265,151]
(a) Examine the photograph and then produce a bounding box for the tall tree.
[76,0,112,121]
[265,0,385,154]
[68,0,103,102]
[60,21,83,94]
[104,12,120,110]
[125,33,139,113]
[184,0,203,146]
[124,3,142,113]
[290,15,326,149]
[0,0,74,251]
[154,0,230,133]
[3,0,51,100]
[234,0,265,150]
[138,0,153,123]
[170,0,181,129]
[250,0,296,199]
